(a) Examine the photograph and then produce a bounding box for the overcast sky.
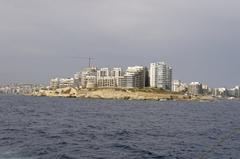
[0,0,239,87]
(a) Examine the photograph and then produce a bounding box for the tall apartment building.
[149,62,172,90]
[119,66,147,88]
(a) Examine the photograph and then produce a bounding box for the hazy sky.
[0,0,240,87]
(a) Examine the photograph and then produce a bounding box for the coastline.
[31,87,216,102]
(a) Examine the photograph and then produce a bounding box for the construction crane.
[72,56,95,68]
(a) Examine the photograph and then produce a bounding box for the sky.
[0,0,240,87]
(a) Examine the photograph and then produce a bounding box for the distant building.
[111,68,123,77]
[50,74,81,89]
[85,76,97,88]
[50,78,60,89]
[172,80,187,92]
[59,78,74,88]
[0,84,42,95]
[227,86,240,97]
[111,68,124,87]
[18,84,37,95]
[97,68,110,78]
[81,67,97,88]
[119,66,147,88]
[97,77,117,88]
[149,62,172,90]
[235,86,240,97]
[202,84,210,95]
[73,72,82,88]
[213,88,227,97]
[188,82,203,95]
[96,67,124,88]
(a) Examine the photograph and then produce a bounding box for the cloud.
[0,0,239,86]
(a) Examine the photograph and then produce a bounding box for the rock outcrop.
[32,88,215,101]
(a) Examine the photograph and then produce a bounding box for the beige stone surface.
[32,88,215,101]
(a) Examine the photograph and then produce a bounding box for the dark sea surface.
[0,95,240,159]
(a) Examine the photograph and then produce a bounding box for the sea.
[0,95,240,159]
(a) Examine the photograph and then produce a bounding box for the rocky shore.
[31,87,215,101]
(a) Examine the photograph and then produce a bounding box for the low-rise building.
[202,84,211,95]
[85,76,97,88]
[59,78,74,88]
[50,78,74,89]
[235,86,240,97]
[188,82,203,95]
[172,80,188,92]
[227,86,240,97]
[213,87,227,97]
[50,78,60,89]
[0,84,42,95]
[81,67,97,88]
[97,77,117,88]
[73,72,82,88]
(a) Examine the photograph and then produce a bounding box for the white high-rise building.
[149,62,172,90]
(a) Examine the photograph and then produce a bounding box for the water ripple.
[0,95,240,159]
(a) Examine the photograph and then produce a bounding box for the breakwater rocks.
[32,87,215,101]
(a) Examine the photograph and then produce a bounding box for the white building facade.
[111,68,123,77]
[188,82,203,95]
[119,66,147,88]
[172,80,187,92]
[97,68,110,78]
[150,62,172,90]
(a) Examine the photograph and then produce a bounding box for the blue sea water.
[0,95,240,159]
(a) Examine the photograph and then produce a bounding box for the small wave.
[0,137,15,140]
[2,128,23,132]
[112,143,134,150]
[0,151,34,159]
[111,143,167,158]
[57,154,77,159]
[0,157,33,159]
[47,135,62,139]
[115,130,130,136]
[57,141,68,145]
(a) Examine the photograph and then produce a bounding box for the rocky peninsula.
[31,87,215,101]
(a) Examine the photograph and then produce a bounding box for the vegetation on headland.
[31,87,215,101]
